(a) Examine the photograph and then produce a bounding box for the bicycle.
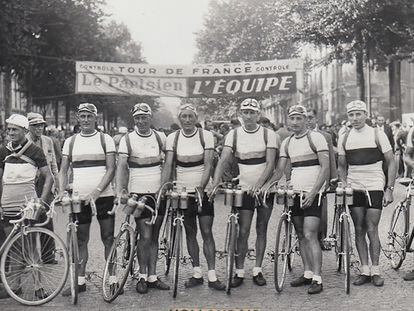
[157,181,202,298]
[263,181,300,293]
[209,181,243,295]
[0,198,69,305]
[102,191,157,303]
[385,177,414,269]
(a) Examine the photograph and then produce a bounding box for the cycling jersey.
[338,125,391,191]
[280,130,328,192]
[165,128,214,192]
[224,126,278,189]
[62,131,115,199]
[118,129,166,193]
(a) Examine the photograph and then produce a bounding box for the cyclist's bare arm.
[90,153,116,198]
[254,148,276,190]
[383,150,396,188]
[116,156,129,195]
[308,151,329,196]
[338,155,347,184]
[38,165,53,202]
[161,151,174,186]
[403,146,414,169]
[265,156,288,187]
[212,146,233,187]
[58,155,70,196]
[200,149,214,190]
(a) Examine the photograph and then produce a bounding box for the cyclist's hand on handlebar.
[302,191,316,209]
[383,188,394,207]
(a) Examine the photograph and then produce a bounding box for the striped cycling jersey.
[62,131,115,199]
[224,126,278,189]
[338,125,391,191]
[118,129,166,193]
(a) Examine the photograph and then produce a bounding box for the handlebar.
[9,198,56,226]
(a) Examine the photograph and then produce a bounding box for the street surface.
[1,182,414,311]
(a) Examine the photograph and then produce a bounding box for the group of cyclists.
[0,96,411,300]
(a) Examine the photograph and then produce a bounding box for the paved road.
[1,183,414,311]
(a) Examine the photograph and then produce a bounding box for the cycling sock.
[193,266,202,279]
[138,273,148,281]
[78,276,86,286]
[371,265,380,276]
[148,275,158,283]
[304,270,313,279]
[361,265,370,276]
[312,275,322,284]
[109,276,118,284]
[207,270,217,282]
[252,267,262,277]
[235,269,245,278]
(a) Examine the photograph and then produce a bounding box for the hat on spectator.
[78,102,98,116]
[288,104,307,117]
[6,114,29,129]
[132,103,152,116]
[27,112,46,125]
[240,98,260,112]
[346,100,367,113]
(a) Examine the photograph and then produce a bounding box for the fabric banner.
[76,59,303,98]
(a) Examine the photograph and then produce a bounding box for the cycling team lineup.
[1,98,414,306]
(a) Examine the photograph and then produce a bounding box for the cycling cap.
[132,103,152,116]
[178,103,198,117]
[78,102,98,116]
[288,104,307,117]
[346,100,367,113]
[240,98,260,112]
[6,114,29,129]
[27,112,46,125]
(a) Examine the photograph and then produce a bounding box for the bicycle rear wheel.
[225,216,237,295]
[386,204,408,269]
[172,222,182,298]
[162,211,174,275]
[0,227,69,306]
[335,210,343,273]
[274,215,290,292]
[67,225,79,305]
[342,215,351,294]
[102,225,135,303]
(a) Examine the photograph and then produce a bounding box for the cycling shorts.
[291,195,322,218]
[238,193,275,211]
[183,192,214,220]
[349,191,383,210]
[75,196,114,225]
[132,193,166,221]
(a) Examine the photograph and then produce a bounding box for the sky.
[105,0,211,65]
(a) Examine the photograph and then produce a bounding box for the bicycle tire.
[274,215,290,292]
[0,227,69,306]
[342,215,351,294]
[67,225,79,305]
[287,226,296,271]
[225,216,237,295]
[130,230,139,277]
[172,222,182,298]
[387,204,408,269]
[335,210,343,273]
[102,225,135,303]
[163,212,174,276]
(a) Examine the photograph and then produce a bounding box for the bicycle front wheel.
[387,204,408,269]
[67,225,79,305]
[172,222,182,298]
[274,215,290,292]
[342,215,351,294]
[225,216,237,295]
[0,227,69,306]
[102,225,135,303]
[162,211,174,276]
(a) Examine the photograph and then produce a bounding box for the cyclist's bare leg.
[350,206,369,266]
[184,214,200,267]
[77,223,91,276]
[365,209,382,266]
[97,217,115,260]
[303,216,322,276]
[292,216,312,273]
[198,215,215,270]
[255,207,272,268]
[235,209,254,270]
[136,218,152,275]
[148,216,163,277]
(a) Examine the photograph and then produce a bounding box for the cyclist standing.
[265,105,329,294]
[59,103,117,295]
[338,100,395,287]
[117,103,170,293]
[213,98,277,287]
[161,104,225,291]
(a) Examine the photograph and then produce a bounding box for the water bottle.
[287,185,294,207]
[180,187,188,210]
[277,185,285,205]
[224,184,234,207]
[72,191,81,213]
[234,185,243,208]
[61,191,71,213]
[345,182,353,206]
[335,182,344,205]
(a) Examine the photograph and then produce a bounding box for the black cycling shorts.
[132,193,166,221]
[237,193,274,211]
[291,195,322,218]
[183,192,214,220]
[349,191,384,210]
[75,196,114,225]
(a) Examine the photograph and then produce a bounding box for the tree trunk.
[388,60,401,121]
[4,68,12,120]
[25,63,33,113]
[54,100,59,127]
[355,29,365,101]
